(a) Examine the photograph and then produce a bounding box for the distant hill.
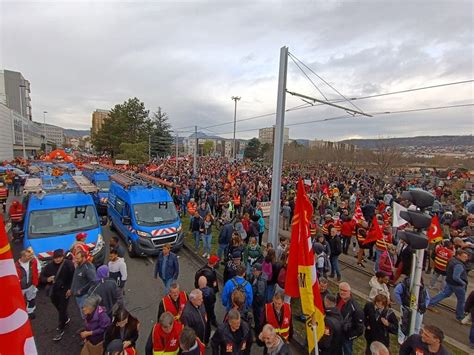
[63,128,90,137]
[340,135,473,149]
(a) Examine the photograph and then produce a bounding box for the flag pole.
[312,313,319,355]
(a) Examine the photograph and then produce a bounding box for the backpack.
[231,277,249,296]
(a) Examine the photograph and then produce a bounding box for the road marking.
[146,256,155,264]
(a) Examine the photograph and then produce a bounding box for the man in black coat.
[181,289,209,344]
[198,275,217,328]
[194,255,220,294]
[40,249,75,342]
[211,309,253,355]
[319,294,343,355]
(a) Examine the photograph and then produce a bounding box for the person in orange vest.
[0,182,8,213]
[429,240,455,290]
[179,326,205,355]
[157,282,188,321]
[145,311,183,355]
[374,225,393,272]
[187,198,197,218]
[356,221,369,268]
[15,248,40,319]
[232,190,241,216]
[9,200,25,223]
[261,291,293,343]
[321,214,334,238]
[309,215,319,238]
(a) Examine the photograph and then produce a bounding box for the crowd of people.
[4,156,474,354]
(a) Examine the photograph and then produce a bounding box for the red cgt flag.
[0,215,38,354]
[352,199,366,224]
[427,215,443,244]
[362,215,384,245]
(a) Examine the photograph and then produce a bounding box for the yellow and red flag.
[427,215,443,244]
[352,199,365,224]
[285,179,325,353]
[0,216,37,354]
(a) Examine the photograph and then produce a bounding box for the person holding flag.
[285,179,325,354]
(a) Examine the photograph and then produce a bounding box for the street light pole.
[19,83,27,159]
[43,111,47,152]
[175,132,179,171]
[231,96,241,160]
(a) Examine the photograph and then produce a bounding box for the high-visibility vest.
[162,292,188,320]
[265,303,291,341]
[356,226,367,243]
[152,321,183,355]
[233,194,241,207]
[375,233,392,252]
[187,202,197,216]
[0,187,8,199]
[434,245,454,273]
[310,223,318,236]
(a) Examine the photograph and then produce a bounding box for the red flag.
[427,215,443,244]
[284,179,324,351]
[352,199,365,224]
[0,216,38,354]
[362,215,384,245]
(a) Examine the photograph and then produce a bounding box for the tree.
[116,142,148,165]
[244,138,261,159]
[202,141,214,156]
[149,107,173,158]
[92,97,150,157]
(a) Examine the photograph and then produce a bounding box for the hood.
[96,265,109,281]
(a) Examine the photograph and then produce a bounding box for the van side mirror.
[100,216,108,226]
[122,216,131,225]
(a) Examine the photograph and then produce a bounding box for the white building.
[39,123,64,148]
[258,126,289,145]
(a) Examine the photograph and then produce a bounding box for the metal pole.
[43,111,47,152]
[409,248,425,335]
[193,125,197,177]
[148,134,151,161]
[21,122,26,159]
[231,96,241,160]
[269,46,288,248]
[175,132,179,171]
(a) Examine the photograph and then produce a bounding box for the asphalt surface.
[5,192,298,354]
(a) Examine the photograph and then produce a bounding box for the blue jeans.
[374,250,383,272]
[203,234,212,255]
[264,284,275,303]
[75,294,87,319]
[193,231,201,251]
[398,307,423,344]
[162,278,174,295]
[342,339,353,355]
[217,243,227,261]
[429,283,466,320]
[330,255,341,277]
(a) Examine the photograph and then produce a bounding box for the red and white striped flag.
[0,215,37,354]
[352,199,365,224]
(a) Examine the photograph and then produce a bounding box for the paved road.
[5,194,299,355]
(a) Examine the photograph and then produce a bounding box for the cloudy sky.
[1,0,473,141]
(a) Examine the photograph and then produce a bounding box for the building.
[183,132,246,158]
[38,123,64,148]
[0,70,32,120]
[258,126,289,145]
[309,139,355,151]
[0,103,42,160]
[92,109,109,134]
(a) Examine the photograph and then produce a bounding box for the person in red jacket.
[9,200,25,223]
[0,182,8,213]
[15,248,40,319]
[145,311,183,355]
[341,217,355,255]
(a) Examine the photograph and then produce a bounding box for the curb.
[181,241,307,353]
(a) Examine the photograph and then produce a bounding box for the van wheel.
[127,240,137,258]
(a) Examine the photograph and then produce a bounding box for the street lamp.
[231,96,241,160]
[43,111,47,152]
[19,83,27,159]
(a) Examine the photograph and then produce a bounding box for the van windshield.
[96,180,111,192]
[28,205,99,238]
[133,202,179,226]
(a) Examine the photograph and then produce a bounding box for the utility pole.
[175,132,179,171]
[193,125,198,177]
[269,46,288,248]
[148,134,151,161]
[231,96,241,161]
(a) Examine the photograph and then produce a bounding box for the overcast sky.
[1,0,473,141]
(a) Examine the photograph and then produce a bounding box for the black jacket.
[328,235,342,256]
[336,295,365,340]
[181,301,208,343]
[396,244,413,276]
[218,222,233,245]
[363,302,398,347]
[40,259,75,296]
[318,307,343,355]
[194,264,219,293]
[87,279,118,317]
[211,320,253,355]
[103,314,139,350]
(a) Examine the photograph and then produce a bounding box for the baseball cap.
[208,255,220,264]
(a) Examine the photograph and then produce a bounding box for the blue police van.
[107,173,183,257]
[82,165,112,216]
[22,172,106,267]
